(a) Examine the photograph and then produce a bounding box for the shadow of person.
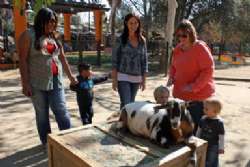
[0,145,48,167]
[246,160,250,167]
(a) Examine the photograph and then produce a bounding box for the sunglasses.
[176,33,188,38]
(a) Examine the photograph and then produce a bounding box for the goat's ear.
[181,102,187,112]
[184,101,189,108]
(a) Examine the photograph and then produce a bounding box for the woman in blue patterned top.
[111,13,148,109]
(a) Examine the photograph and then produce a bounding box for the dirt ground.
[0,62,250,167]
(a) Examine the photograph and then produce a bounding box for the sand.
[0,64,250,167]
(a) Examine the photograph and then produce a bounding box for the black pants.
[187,101,204,134]
[78,103,93,125]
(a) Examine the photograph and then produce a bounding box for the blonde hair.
[153,86,170,101]
[204,98,223,114]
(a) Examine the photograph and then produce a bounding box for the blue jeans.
[118,81,140,109]
[206,145,219,167]
[31,77,71,144]
[187,101,204,134]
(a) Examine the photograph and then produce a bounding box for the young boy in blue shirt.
[70,63,109,125]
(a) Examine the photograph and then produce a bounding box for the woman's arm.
[190,42,214,93]
[58,47,77,85]
[140,73,147,91]
[18,31,32,97]
[111,38,121,91]
[167,49,176,87]
[140,39,148,91]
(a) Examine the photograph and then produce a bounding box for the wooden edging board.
[48,122,207,167]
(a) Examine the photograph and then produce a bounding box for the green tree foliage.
[235,0,250,42]
[175,0,227,32]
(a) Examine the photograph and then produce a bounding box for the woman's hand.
[166,77,174,87]
[112,79,118,91]
[219,149,224,154]
[69,76,78,85]
[183,84,192,92]
[22,83,32,97]
[140,80,146,91]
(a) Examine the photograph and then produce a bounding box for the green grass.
[66,53,162,73]
[66,53,112,69]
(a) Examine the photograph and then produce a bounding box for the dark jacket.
[70,75,108,106]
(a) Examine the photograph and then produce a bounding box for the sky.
[78,0,110,23]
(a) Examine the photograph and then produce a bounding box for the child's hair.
[153,85,170,101]
[78,62,91,73]
[204,98,222,114]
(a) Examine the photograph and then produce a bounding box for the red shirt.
[51,59,58,75]
[169,40,215,101]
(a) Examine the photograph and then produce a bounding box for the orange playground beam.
[94,10,103,66]
[13,0,27,50]
[63,13,71,42]
[94,10,102,43]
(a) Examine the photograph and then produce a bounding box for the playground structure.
[210,43,247,65]
[219,53,246,65]
[0,0,109,70]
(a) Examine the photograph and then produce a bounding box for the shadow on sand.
[0,145,48,167]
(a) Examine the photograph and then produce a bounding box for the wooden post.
[94,10,103,66]
[13,0,27,51]
[63,13,71,42]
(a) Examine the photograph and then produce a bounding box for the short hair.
[204,98,223,114]
[154,86,170,100]
[175,19,197,43]
[78,63,91,73]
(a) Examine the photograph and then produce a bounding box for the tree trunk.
[109,0,120,46]
[143,0,149,39]
[160,0,178,74]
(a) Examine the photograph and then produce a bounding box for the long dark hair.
[34,8,58,50]
[121,13,145,45]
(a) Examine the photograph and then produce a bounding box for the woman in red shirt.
[167,19,215,133]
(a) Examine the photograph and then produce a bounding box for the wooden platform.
[48,122,207,167]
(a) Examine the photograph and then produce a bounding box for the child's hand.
[218,149,224,154]
[69,76,78,85]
